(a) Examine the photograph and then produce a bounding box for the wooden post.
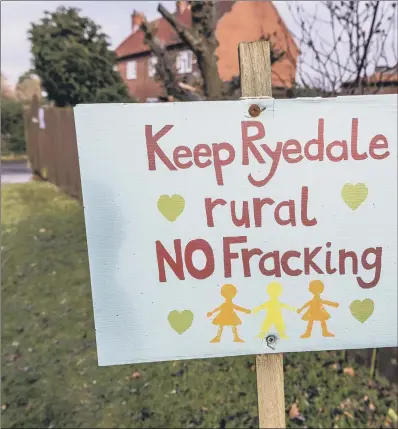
[238,40,286,429]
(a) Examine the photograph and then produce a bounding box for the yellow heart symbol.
[157,194,185,222]
[168,310,194,334]
[350,299,374,323]
[341,183,368,210]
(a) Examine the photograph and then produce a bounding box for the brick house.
[115,1,299,102]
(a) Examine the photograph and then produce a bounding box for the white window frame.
[126,61,137,80]
[148,57,158,78]
[176,50,193,74]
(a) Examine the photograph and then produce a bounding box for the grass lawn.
[1,182,397,429]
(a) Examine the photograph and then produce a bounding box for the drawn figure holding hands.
[207,284,250,343]
[298,280,339,338]
[253,281,296,340]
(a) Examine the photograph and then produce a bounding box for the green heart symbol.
[157,195,185,222]
[168,310,194,334]
[350,299,374,323]
[341,183,368,210]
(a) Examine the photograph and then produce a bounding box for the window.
[126,61,137,80]
[176,50,193,74]
[148,57,158,78]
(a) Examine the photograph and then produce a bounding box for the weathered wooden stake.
[238,40,286,429]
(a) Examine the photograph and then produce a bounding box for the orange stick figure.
[207,284,250,343]
[297,280,339,339]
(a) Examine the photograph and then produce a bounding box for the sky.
[1,1,396,87]
[1,1,170,84]
[1,0,299,85]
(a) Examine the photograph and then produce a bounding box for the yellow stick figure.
[253,282,296,340]
[297,280,339,339]
[207,284,250,343]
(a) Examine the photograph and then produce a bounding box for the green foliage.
[28,7,132,106]
[2,182,397,429]
[1,99,25,153]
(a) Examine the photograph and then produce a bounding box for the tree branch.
[158,4,202,51]
[158,2,223,100]
[354,1,380,88]
[140,18,202,101]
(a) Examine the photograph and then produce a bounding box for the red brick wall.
[215,1,298,87]
[117,57,165,102]
[117,47,202,102]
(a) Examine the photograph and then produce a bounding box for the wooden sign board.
[74,95,397,366]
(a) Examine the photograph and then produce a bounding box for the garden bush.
[1,99,26,154]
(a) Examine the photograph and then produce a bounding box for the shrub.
[1,99,25,153]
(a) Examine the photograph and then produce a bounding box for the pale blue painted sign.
[74,95,397,366]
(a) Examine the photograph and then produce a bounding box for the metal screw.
[249,104,261,117]
[265,334,278,350]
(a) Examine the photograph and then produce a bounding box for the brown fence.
[24,95,82,200]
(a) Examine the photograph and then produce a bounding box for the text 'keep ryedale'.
[145,118,390,186]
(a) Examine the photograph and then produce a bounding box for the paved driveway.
[1,161,32,184]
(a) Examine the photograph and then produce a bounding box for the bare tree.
[1,73,16,100]
[16,72,42,103]
[140,18,203,101]
[140,1,285,101]
[287,1,398,96]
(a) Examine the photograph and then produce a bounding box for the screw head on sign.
[249,104,261,117]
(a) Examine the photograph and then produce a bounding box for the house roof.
[116,2,235,59]
[341,66,398,88]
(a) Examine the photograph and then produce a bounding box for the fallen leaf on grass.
[130,371,141,379]
[368,380,376,388]
[339,398,351,409]
[369,403,376,412]
[343,367,355,376]
[344,411,354,419]
[1,404,8,411]
[289,403,305,422]
[289,403,300,419]
[6,354,19,362]
[388,408,398,422]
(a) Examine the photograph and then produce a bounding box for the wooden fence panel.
[67,109,82,200]
[42,107,54,182]
[24,102,83,201]
[56,108,69,195]
[25,97,40,175]
[51,108,61,188]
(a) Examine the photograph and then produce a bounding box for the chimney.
[176,0,190,15]
[131,10,145,32]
